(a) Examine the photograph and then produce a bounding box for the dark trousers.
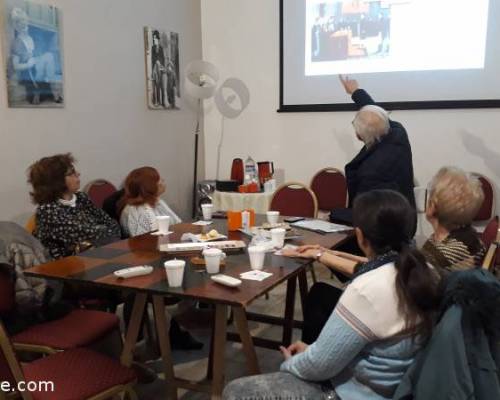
[302,282,343,344]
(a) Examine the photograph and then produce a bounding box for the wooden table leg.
[120,292,147,367]
[206,315,215,380]
[298,269,309,318]
[211,304,228,400]
[282,276,297,347]
[232,306,260,375]
[152,295,178,400]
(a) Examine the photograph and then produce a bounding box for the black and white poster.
[144,27,180,110]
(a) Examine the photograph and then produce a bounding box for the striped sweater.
[421,226,485,272]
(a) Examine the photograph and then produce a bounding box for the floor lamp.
[184,60,219,218]
[214,78,250,180]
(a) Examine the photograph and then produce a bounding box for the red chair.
[310,167,348,211]
[270,182,318,218]
[471,173,495,222]
[83,179,117,209]
[0,321,137,400]
[13,309,120,354]
[0,270,120,355]
[482,216,499,248]
[481,216,499,272]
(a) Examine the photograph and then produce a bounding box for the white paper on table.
[239,270,273,281]
[192,221,213,226]
[291,219,351,233]
[150,231,173,236]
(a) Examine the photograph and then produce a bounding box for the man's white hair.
[352,104,390,146]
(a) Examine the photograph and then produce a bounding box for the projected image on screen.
[305,0,490,76]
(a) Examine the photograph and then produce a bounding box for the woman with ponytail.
[223,190,441,400]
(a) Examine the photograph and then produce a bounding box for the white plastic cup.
[201,204,214,221]
[271,228,286,249]
[248,245,266,270]
[156,215,171,234]
[203,248,226,274]
[164,259,185,287]
[266,211,280,225]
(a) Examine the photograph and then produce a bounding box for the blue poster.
[3,0,64,108]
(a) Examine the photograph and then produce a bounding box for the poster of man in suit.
[144,27,180,110]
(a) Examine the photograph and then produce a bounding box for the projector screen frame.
[278,0,500,113]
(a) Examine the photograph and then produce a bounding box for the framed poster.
[3,0,64,108]
[144,27,180,110]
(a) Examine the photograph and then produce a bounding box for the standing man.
[331,75,415,225]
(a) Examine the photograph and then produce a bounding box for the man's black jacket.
[345,89,415,208]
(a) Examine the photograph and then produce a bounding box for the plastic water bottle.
[244,156,257,184]
[241,210,250,230]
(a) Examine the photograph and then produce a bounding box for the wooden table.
[25,217,352,399]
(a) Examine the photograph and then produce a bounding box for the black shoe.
[170,330,203,350]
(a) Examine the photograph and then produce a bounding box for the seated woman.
[28,153,121,259]
[223,190,441,400]
[118,167,200,350]
[292,166,486,343]
[420,166,485,272]
[119,166,181,237]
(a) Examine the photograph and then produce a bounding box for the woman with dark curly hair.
[28,153,121,259]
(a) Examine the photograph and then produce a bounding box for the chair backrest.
[0,321,26,396]
[0,265,16,316]
[482,216,499,248]
[25,214,36,234]
[482,217,500,271]
[310,167,348,211]
[471,173,495,221]
[83,179,117,209]
[270,182,318,218]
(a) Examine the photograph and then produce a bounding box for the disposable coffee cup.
[248,245,266,270]
[156,215,171,234]
[266,211,280,225]
[271,228,286,249]
[164,259,185,287]
[203,248,226,274]
[201,204,214,221]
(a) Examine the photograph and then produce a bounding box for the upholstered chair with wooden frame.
[0,320,137,400]
[471,172,496,222]
[0,268,120,356]
[83,179,117,209]
[270,182,319,281]
[482,218,500,272]
[270,182,319,219]
[310,168,348,215]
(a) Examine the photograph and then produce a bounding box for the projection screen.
[279,0,500,111]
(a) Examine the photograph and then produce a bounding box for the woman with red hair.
[119,167,181,237]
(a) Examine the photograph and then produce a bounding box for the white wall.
[201,0,500,233]
[0,0,202,223]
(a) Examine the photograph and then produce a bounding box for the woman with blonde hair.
[421,166,485,272]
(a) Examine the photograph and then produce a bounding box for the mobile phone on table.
[284,216,305,223]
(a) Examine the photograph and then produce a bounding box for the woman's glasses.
[65,167,79,177]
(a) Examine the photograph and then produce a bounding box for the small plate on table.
[194,233,227,242]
